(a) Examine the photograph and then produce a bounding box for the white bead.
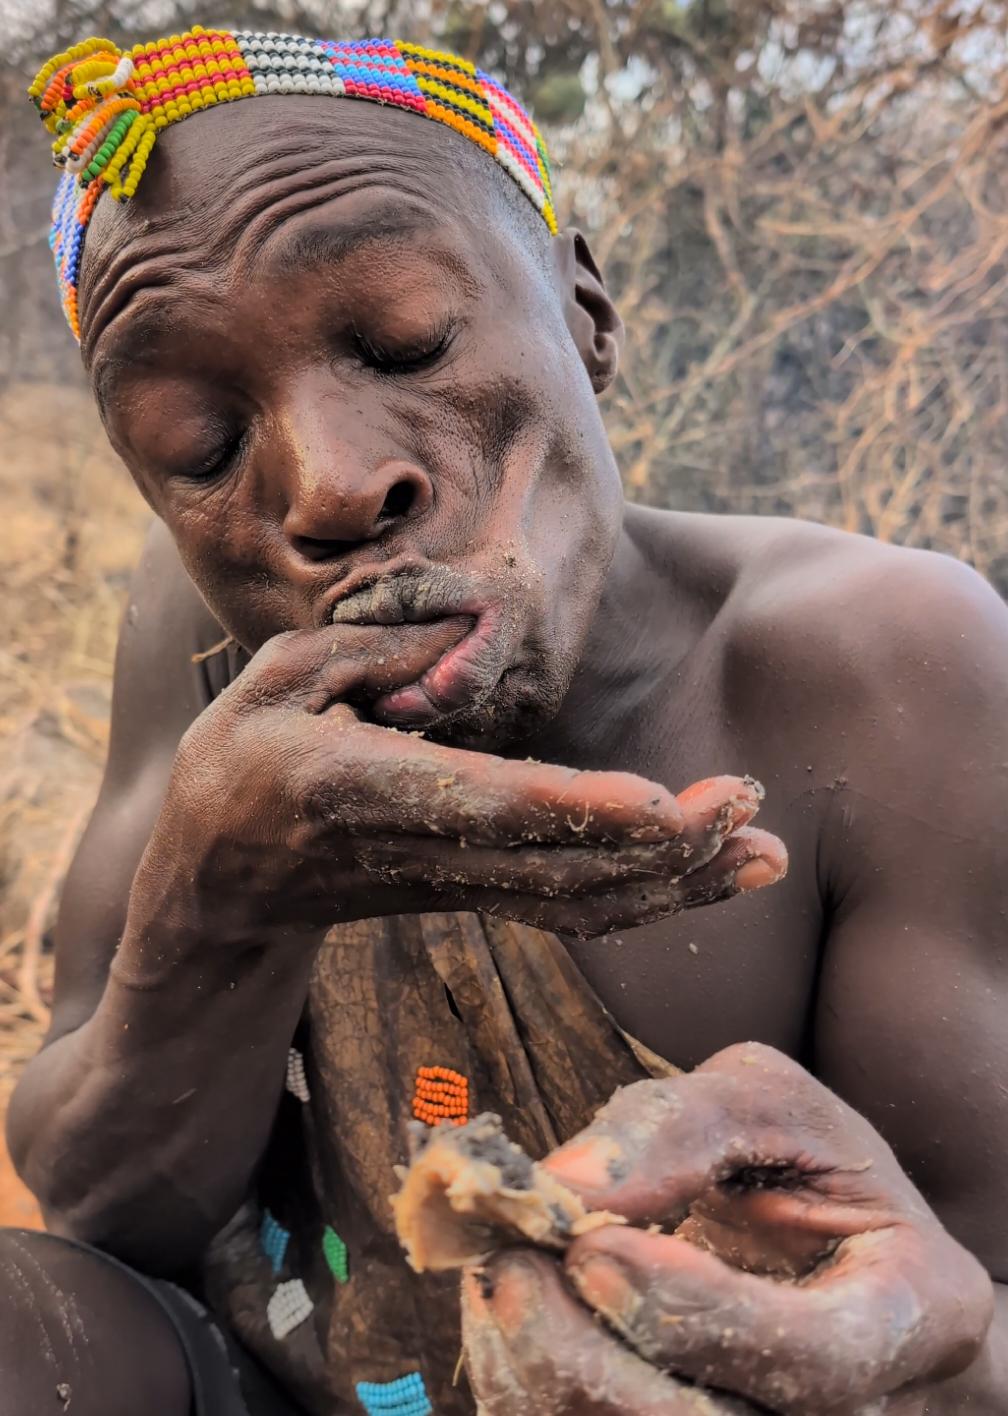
[267,1280,313,1341]
[286,1047,310,1102]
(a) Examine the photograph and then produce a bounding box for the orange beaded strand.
[412,1066,469,1127]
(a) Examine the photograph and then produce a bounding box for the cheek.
[160,499,286,644]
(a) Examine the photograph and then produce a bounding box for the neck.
[522,506,707,766]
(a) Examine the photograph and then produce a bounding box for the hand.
[464,1044,994,1415]
[133,625,787,939]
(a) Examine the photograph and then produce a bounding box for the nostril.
[378,479,415,522]
[292,535,358,563]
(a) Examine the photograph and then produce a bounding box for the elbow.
[38,1184,224,1277]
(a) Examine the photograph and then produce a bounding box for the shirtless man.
[5,26,1007,1416]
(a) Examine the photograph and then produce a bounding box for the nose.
[282,455,433,562]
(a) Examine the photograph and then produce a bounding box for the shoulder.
[627,502,1007,689]
[712,517,1008,725]
[710,520,1008,898]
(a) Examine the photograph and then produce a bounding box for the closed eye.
[352,322,455,375]
[186,428,247,482]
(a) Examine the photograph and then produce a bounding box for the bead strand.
[29,26,559,341]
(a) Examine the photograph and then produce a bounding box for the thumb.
[226,617,473,713]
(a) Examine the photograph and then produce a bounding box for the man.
[5,25,1007,1416]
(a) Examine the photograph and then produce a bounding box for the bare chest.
[562,868,822,1070]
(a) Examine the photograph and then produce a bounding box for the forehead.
[79,95,535,364]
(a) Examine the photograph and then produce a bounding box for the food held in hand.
[391,1112,624,1272]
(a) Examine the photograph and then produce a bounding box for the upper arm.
[46,518,230,1040]
[811,551,1008,1276]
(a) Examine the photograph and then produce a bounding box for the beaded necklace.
[29,28,558,341]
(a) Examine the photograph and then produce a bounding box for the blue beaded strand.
[355,1371,432,1416]
[260,1209,290,1275]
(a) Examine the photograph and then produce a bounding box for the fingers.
[300,727,695,846]
[356,823,785,903]
[462,1250,757,1416]
[424,827,783,937]
[540,1068,780,1224]
[674,777,763,872]
[540,1044,895,1224]
[232,633,782,859]
[658,826,787,899]
[231,621,474,711]
[233,632,788,886]
[564,1223,993,1414]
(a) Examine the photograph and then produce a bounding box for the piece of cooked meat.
[391,1112,625,1273]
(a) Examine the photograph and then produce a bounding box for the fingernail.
[569,1253,636,1319]
[734,856,781,890]
[543,1134,625,1190]
[726,796,759,831]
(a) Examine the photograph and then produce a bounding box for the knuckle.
[244,628,300,680]
[706,1041,797,1078]
[240,629,322,702]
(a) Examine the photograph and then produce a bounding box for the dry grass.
[0,384,148,1106]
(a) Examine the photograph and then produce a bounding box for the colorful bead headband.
[29,28,558,341]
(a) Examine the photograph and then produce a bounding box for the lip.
[321,560,511,726]
[373,602,506,725]
[316,553,428,629]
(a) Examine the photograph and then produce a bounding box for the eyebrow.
[259,208,481,294]
[270,209,425,271]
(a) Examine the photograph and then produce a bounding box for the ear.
[553,228,624,394]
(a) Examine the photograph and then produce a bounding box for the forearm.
[923,1283,1008,1414]
[7,886,321,1274]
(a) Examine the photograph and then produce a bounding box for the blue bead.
[260,1209,290,1275]
[355,1372,431,1416]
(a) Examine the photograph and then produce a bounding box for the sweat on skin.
[5,29,1008,1416]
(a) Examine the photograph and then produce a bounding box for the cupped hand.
[141,624,787,938]
[464,1045,993,1415]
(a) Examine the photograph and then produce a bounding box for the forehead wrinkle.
[82,164,478,364]
[244,203,483,299]
[80,224,209,366]
[91,286,234,414]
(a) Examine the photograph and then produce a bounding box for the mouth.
[328,565,509,727]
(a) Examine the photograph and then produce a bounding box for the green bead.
[323,1226,349,1283]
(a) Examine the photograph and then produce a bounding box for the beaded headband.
[29,28,558,341]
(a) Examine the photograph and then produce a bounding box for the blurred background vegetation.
[1,0,1007,1140]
